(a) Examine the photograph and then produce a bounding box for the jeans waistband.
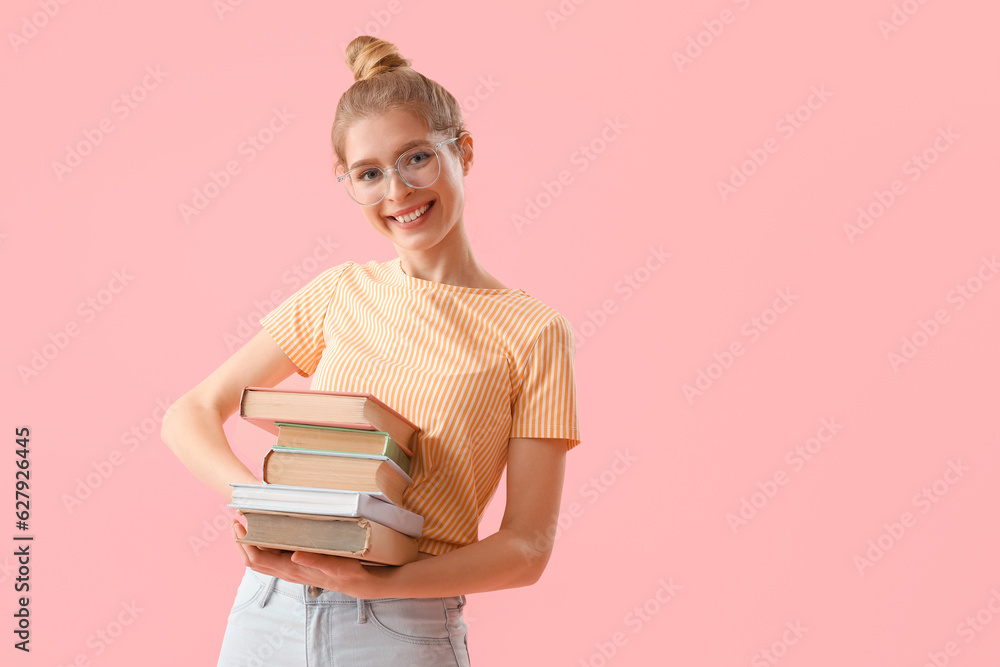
[251,569,362,605]
[248,567,467,613]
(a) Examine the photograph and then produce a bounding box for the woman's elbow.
[160,397,192,453]
[511,535,555,587]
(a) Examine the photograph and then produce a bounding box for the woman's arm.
[161,330,300,503]
[234,435,569,597]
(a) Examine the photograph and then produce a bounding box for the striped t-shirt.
[259,258,581,555]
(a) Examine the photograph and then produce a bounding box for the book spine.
[261,449,274,483]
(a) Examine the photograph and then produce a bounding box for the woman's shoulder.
[487,289,575,347]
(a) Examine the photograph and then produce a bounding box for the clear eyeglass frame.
[337,137,460,206]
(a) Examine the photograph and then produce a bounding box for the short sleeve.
[510,314,582,450]
[259,263,348,377]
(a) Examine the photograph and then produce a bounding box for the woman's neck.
[394,225,506,289]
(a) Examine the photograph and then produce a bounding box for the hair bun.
[345,36,410,82]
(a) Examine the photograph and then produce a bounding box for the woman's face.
[341,108,470,256]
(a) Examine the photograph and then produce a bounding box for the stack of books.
[229,387,422,566]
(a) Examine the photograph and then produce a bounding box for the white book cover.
[228,483,423,537]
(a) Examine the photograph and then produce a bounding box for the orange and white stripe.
[260,258,581,555]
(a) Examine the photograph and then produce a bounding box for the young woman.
[161,35,581,666]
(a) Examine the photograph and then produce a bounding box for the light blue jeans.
[217,567,471,666]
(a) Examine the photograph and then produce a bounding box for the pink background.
[4,0,999,665]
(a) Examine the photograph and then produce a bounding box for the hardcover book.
[273,422,412,474]
[235,508,419,566]
[240,387,417,455]
[229,483,423,537]
[262,448,411,507]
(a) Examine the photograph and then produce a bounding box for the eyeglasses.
[337,137,460,206]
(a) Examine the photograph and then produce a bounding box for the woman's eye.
[356,168,382,182]
[407,151,433,166]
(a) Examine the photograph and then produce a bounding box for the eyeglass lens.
[345,146,442,205]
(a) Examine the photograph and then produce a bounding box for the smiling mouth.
[390,201,433,223]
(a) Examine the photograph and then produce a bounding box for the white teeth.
[394,202,430,223]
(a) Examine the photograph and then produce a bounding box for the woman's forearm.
[161,398,260,503]
[362,527,550,598]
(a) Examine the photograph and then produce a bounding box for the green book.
[273,422,412,475]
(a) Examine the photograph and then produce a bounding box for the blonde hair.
[331,36,467,173]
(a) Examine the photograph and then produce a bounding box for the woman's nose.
[385,168,413,200]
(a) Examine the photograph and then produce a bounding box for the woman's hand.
[232,520,377,599]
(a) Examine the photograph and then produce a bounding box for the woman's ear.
[457,131,474,175]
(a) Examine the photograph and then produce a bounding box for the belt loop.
[357,598,368,624]
[257,575,278,608]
